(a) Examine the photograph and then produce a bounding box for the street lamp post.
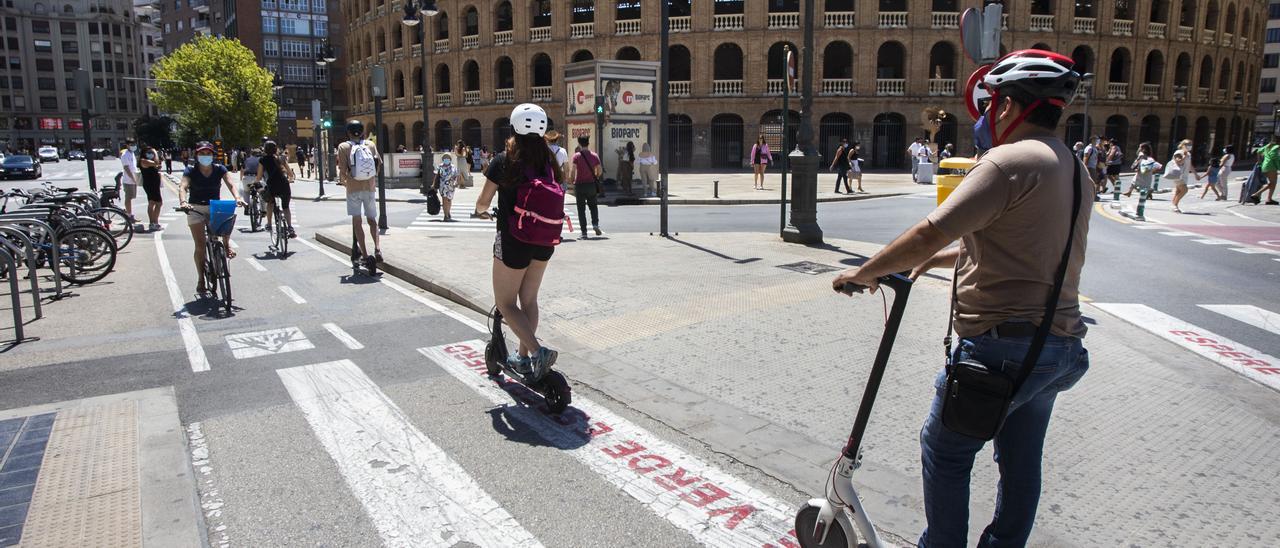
[402,0,439,195]
[315,41,338,197]
[781,0,822,244]
[1081,73,1094,143]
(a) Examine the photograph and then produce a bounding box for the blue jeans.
[918,330,1090,548]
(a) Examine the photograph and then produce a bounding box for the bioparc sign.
[566,80,597,116]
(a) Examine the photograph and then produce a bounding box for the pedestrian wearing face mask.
[435,152,459,221]
[179,142,244,294]
[119,138,140,225]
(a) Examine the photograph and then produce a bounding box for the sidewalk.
[313,226,1280,546]
[0,388,202,547]
[286,169,921,205]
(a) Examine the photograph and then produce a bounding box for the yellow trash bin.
[936,157,977,206]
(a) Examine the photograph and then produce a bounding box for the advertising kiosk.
[563,60,660,185]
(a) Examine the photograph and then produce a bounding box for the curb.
[295,191,909,206]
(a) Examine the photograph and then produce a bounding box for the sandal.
[226,248,237,259]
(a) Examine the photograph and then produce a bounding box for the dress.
[435,163,457,200]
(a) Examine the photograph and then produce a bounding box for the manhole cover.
[776,261,841,275]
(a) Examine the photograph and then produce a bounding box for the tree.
[149,35,276,148]
[133,115,176,149]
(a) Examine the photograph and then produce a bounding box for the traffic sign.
[960,8,984,64]
[963,64,992,122]
[785,46,797,95]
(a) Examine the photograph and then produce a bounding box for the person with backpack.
[568,135,604,238]
[473,103,567,376]
[336,120,383,265]
[253,140,296,239]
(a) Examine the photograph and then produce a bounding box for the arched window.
[770,0,800,12]
[493,117,512,150]
[495,57,514,89]
[1115,0,1132,20]
[715,0,744,14]
[393,123,405,150]
[393,26,403,50]
[876,42,905,79]
[1198,56,1214,90]
[761,109,800,153]
[463,60,480,91]
[928,42,956,80]
[412,121,425,150]
[1150,0,1168,23]
[376,28,386,53]
[1242,9,1252,41]
[495,1,513,32]
[1144,51,1164,85]
[33,2,46,14]
[1074,0,1095,17]
[572,0,594,23]
[1224,4,1237,35]
[464,6,479,36]
[1109,48,1131,83]
[461,119,482,148]
[709,114,744,168]
[767,42,797,79]
[571,49,594,63]
[823,41,853,80]
[1063,113,1091,145]
[1031,0,1052,16]
[880,0,907,12]
[1205,0,1220,30]
[1235,60,1245,94]
[1218,62,1232,93]
[1071,45,1094,76]
[616,0,640,21]
[714,43,744,80]
[1105,115,1129,152]
[871,112,906,168]
[1192,117,1211,164]
[436,12,449,39]
[1139,115,1161,152]
[819,113,854,156]
[63,4,73,12]
[531,53,552,87]
[670,45,692,81]
[393,69,405,98]
[412,67,423,96]
[531,0,552,28]
[669,0,691,17]
[1174,52,1192,87]
[434,120,453,151]
[1179,0,1196,27]
[616,47,641,61]
[669,114,694,168]
[1031,42,1052,50]
[435,63,451,93]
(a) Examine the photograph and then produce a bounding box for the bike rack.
[0,227,42,319]
[0,247,24,342]
[0,218,65,299]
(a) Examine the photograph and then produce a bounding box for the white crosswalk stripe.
[1200,305,1280,337]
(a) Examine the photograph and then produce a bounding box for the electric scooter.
[350,237,378,277]
[795,273,913,548]
[484,306,572,414]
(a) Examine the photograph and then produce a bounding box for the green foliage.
[150,35,277,148]
[133,115,176,149]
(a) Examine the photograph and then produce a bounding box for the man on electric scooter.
[832,50,1092,547]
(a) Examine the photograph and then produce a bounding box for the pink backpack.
[510,163,571,246]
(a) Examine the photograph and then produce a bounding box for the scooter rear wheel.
[541,371,571,414]
[483,340,504,377]
[794,504,852,548]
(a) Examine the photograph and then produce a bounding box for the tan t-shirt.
[335,139,380,192]
[925,134,1093,339]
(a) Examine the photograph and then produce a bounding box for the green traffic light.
[596,105,603,114]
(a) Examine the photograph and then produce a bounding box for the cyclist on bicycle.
[253,140,296,239]
[240,147,262,215]
[180,142,245,293]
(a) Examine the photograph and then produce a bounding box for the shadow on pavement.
[666,237,761,264]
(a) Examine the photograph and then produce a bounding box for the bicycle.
[175,205,234,315]
[245,183,265,232]
[265,193,290,257]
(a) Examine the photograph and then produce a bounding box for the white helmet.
[511,103,549,136]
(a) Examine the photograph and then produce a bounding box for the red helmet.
[982,49,1080,106]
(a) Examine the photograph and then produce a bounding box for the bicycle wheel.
[274,209,288,256]
[248,193,262,232]
[92,207,134,250]
[210,242,232,313]
[57,227,117,284]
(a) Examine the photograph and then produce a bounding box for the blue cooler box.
[209,200,238,237]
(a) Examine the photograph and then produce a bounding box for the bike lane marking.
[277,359,542,548]
[154,228,212,373]
[1093,303,1280,392]
[321,322,364,350]
[420,342,801,548]
[278,285,307,304]
[244,257,267,272]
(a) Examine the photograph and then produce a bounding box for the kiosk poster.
[567,120,596,150]
[601,80,655,116]
[566,80,596,116]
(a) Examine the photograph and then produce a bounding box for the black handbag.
[940,159,1083,441]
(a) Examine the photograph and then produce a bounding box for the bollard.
[714,180,719,199]
[1135,187,1147,220]
[1113,176,1122,202]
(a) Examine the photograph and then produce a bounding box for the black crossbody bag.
[940,159,1082,441]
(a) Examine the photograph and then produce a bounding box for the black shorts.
[493,231,553,270]
[142,177,162,202]
[263,184,291,210]
[1106,164,1122,176]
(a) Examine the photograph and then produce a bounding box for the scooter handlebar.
[841,272,912,295]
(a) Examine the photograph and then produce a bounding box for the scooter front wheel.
[541,370,571,414]
[795,503,852,548]
[484,340,504,377]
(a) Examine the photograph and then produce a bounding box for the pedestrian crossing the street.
[1093,302,1280,393]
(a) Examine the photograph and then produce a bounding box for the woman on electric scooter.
[473,104,560,375]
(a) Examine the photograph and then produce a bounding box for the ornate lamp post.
[401,0,439,195]
[781,0,822,244]
[315,40,338,196]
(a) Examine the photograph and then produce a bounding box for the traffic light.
[321,118,332,129]
[594,95,605,126]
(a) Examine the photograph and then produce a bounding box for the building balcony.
[462,35,478,49]
[1073,17,1095,34]
[668,16,690,32]
[1112,19,1132,36]
[532,85,552,102]
[463,90,480,105]
[435,93,451,107]
[1216,89,1226,102]
[821,78,852,96]
[876,78,905,96]
[1030,14,1054,32]
[191,0,208,13]
[765,79,785,96]
[1142,83,1160,100]
[713,14,743,31]
[494,30,512,46]
[616,19,641,35]
[377,52,387,64]
[1202,29,1215,45]
[394,97,407,110]
[495,88,514,104]
[1074,86,1088,100]
[768,12,799,29]
[1148,22,1166,39]
[1106,82,1128,100]
[668,80,690,96]
[530,26,551,42]
[1223,33,1233,47]
[932,12,958,29]
[824,11,855,28]
[1176,26,1193,41]
[1197,87,1209,102]
[712,79,743,96]
[878,12,907,29]
[410,43,422,57]
[570,22,594,39]
[434,39,448,53]
[414,94,423,108]
[928,78,956,96]
[393,49,404,61]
